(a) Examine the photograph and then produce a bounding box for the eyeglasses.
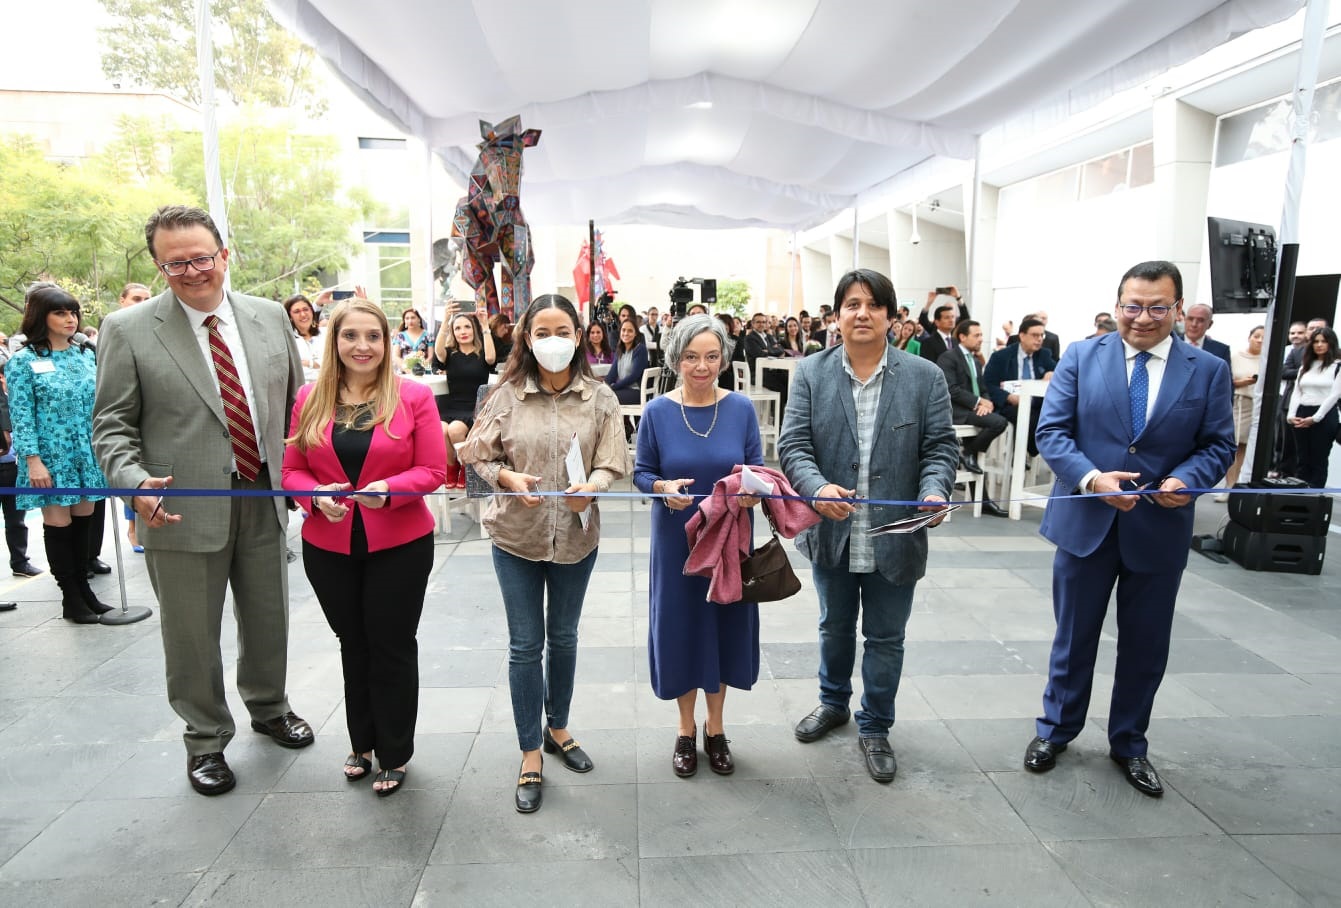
[158,251,221,277]
[1119,304,1173,321]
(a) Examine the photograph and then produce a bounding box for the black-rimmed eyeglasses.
[158,251,221,277]
[1119,304,1172,321]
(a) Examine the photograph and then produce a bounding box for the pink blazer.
[282,379,447,554]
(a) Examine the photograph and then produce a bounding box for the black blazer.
[936,348,989,416]
[919,330,952,364]
[982,343,1058,410]
[744,330,782,375]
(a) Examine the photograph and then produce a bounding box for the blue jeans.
[811,562,916,737]
[492,546,597,752]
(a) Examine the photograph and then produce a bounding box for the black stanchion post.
[1249,242,1299,485]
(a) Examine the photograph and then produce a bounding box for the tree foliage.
[715,278,751,318]
[97,0,325,114]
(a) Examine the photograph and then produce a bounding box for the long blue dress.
[634,391,763,700]
[5,345,106,510]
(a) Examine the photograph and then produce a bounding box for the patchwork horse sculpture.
[451,116,542,319]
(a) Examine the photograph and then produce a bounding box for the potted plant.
[404,353,426,375]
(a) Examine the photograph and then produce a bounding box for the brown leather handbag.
[739,506,801,602]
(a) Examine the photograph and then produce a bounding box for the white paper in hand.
[739,464,775,497]
[564,432,591,531]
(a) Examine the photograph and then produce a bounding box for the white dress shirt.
[178,295,268,466]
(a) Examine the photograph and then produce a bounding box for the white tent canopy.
[268,0,1304,230]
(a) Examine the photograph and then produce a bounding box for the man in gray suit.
[93,206,313,796]
[779,269,958,782]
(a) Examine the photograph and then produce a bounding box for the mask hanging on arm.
[532,336,577,373]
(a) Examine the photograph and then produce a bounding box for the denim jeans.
[492,545,598,752]
[811,562,916,737]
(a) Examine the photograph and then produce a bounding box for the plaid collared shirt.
[840,347,886,573]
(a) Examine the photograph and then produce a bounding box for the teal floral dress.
[5,345,106,509]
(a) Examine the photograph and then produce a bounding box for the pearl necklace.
[679,393,719,438]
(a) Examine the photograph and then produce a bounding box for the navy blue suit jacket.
[1036,334,1235,574]
[982,343,1057,411]
[605,343,648,391]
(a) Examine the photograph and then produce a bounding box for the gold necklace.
[679,393,719,438]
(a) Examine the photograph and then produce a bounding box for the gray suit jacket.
[93,290,302,552]
[778,345,958,586]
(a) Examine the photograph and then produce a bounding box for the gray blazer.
[92,290,303,552]
[778,344,958,586]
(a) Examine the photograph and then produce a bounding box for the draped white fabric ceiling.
[269,0,1304,230]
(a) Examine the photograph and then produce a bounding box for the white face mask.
[531,335,576,373]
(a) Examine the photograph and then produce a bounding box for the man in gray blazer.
[93,206,313,796]
[779,269,958,783]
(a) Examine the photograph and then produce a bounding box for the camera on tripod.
[593,291,616,325]
[668,276,716,320]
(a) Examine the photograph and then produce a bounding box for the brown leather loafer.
[673,728,697,778]
[250,711,314,749]
[704,730,734,775]
[187,752,235,796]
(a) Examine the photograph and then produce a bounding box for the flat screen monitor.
[1206,217,1276,312]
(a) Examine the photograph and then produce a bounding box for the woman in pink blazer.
[282,299,446,796]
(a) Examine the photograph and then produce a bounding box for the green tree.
[167,117,377,297]
[715,278,751,318]
[98,0,325,114]
[0,135,170,329]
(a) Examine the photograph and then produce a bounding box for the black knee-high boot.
[46,523,98,624]
[68,514,112,614]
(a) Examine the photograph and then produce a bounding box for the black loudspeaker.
[1227,486,1333,535]
[1223,521,1326,574]
[700,279,716,305]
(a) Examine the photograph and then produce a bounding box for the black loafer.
[187,752,235,796]
[1111,752,1163,797]
[250,711,315,748]
[87,558,112,575]
[858,735,897,783]
[11,561,43,578]
[794,704,850,743]
[1023,736,1066,773]
[542,727,593,773]
[515,762,543,813]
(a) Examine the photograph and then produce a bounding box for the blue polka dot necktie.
[1130,351,1152,436]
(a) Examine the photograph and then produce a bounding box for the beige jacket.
[460,373,625,563]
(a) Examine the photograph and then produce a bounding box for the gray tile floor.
[0,489,1337,906]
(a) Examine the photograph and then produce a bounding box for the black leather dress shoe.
[250,711,314,748]
[704,730,734,775]
[515,761,543,813]
[962,452,984,474]
[794,704,850,743]
[87,558,112,575]
[542,727,593,773]
[1111,752,1163,797]
[673,728,697,778]
[11,561,43,578]
[1023,736,1066,772]
[0,602,16,612]
[858,736,897,783]
[980,499,1009,518]
[187,752,235,796]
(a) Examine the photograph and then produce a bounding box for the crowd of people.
[1,200,1332,815]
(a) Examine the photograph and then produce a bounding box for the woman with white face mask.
[459,294,626,814]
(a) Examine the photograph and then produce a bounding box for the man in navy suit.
[1181,303,1232,370]
[1022,261,1234,797]
[982,317,1056,456]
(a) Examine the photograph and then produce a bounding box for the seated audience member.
[917,287,967,335]
[434,302,496,489]
[488,312,514,364]
[937,321,1009,516]
[919,305,957,363]
[744,312,788,407]
[1090,315,1118,337]
[584,321,613,366]
[1028,311,1062,362]
[606,319,649,405]
[893,319,921,356]
[717,312,745,391]
[780,317,806,356]
[983,316,1056,457]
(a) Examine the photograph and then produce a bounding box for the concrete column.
[828,234,854,278]
[1153,97,1216,303]
[800,245,832,311]
[963,179,1000,343]
[406,135,435,323]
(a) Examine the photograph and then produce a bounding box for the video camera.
[668,276,716,320]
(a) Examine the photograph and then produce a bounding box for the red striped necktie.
[204,314,261,481]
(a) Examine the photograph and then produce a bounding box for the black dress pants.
[1292,405,1338,489]
[303,532,435,768]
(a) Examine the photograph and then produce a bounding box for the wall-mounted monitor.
[1206,217,1276,312]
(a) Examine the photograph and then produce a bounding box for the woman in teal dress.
[6,284,110,623]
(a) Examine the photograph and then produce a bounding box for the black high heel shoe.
[515,758,543,813]
[542,727,593,773]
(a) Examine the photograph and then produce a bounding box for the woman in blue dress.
[634,314,763,778]
[5,284,109,623]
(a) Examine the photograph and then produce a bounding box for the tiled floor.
[0,488,1337,906]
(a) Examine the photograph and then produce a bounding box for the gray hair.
[663,313,730,373]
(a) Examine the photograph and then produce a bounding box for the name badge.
[30,360,55,374]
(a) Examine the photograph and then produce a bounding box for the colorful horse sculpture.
[450,116,541,319]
